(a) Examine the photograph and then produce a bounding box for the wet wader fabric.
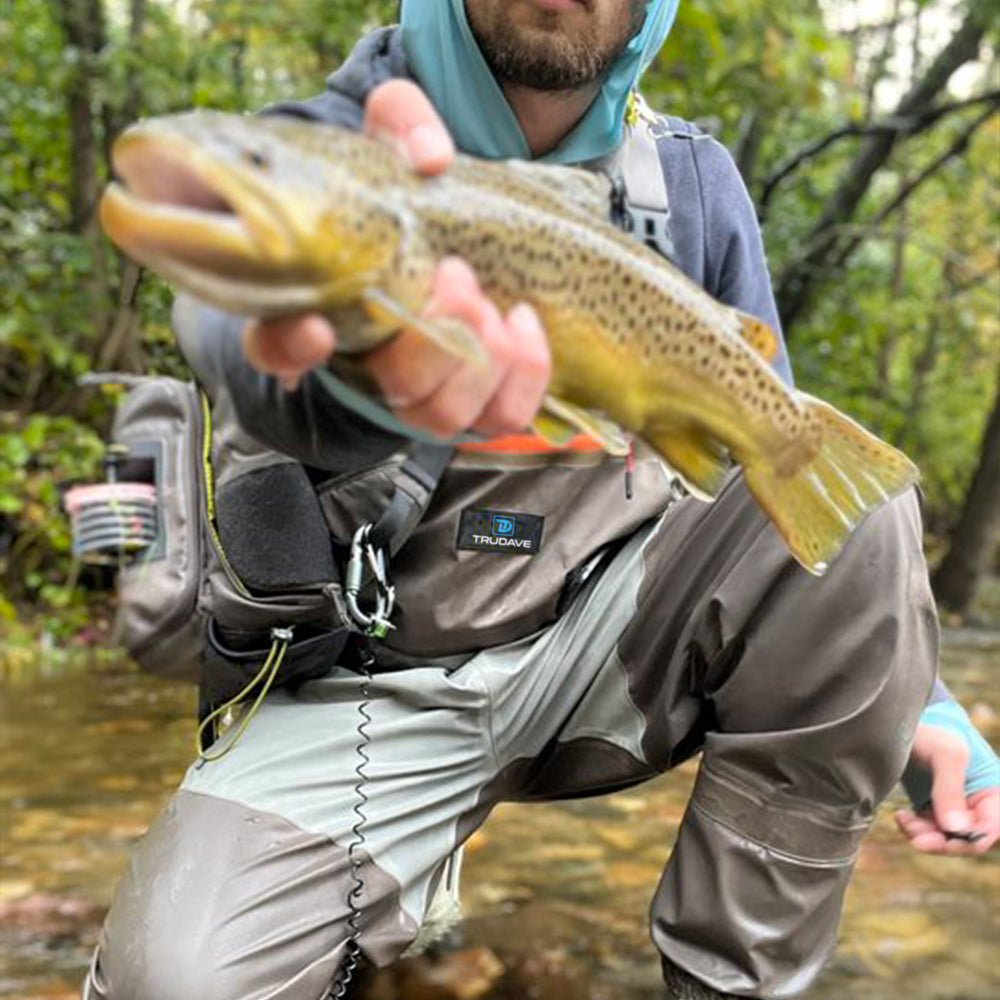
[84,484,935,1000]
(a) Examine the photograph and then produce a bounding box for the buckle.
[344,523,396,638]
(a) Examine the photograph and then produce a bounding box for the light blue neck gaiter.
[401,0,679,164]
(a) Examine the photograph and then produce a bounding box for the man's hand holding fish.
[242,80,553,443]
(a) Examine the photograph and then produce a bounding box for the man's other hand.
[895,723,999,856]
[241,79,551,439]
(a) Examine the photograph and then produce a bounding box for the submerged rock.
[0,893,106,936]
[359,945,505,999]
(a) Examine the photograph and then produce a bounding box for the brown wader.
[82,475,936,1000]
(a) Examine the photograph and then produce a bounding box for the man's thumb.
[929,734,971,832]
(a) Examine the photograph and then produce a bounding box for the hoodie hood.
[401,0,679,164]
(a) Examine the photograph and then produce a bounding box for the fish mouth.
[100,129,320,310]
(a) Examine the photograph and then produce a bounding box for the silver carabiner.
[344,524,396,637]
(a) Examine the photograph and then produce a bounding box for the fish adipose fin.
[742,393,919,575]
[646,426,731,500]
[535,395,630,456]
[736,313,778,361]
[361,287,488,367]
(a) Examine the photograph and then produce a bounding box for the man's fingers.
[392,327,507,437]
[242,316,337,388]
[364,257,552,440]
[895,809,937,838]
[364,260,485,408]
[474,303,552,436]
[968,788,1000,854]
[364,79,455,175]
[894,809,977,856]
[388,266,511,437]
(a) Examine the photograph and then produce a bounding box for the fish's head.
[100,111,406,317]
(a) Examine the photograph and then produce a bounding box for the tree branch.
[830,104,998,271]
[758,89,1000,214]
[862,0,903,121]
[775,2,996,335]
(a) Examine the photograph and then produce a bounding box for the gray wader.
[82,108,936,999]
[83,478,935,999]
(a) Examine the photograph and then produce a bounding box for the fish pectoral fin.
[742,393,919,575]
[361,287,488,367]
[535,395,631,456]
[736,312,779,362]
[646,425,731,501]
[531,411,578,448]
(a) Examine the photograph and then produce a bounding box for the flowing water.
[1,633,997,999]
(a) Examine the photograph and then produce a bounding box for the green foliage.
[1,0,998,634]
[0,410,107,627]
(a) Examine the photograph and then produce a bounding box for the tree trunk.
[103,0,148,168]
[775,1,995,335]
[51,0,114,344]
[932,385,1000,614]
[50,0,107,234]
[732,108,762,187]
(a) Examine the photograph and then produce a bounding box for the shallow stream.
[1,633,997,999]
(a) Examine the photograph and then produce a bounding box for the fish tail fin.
[743,393,919,575]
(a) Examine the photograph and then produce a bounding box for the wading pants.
[83,477,936,1000]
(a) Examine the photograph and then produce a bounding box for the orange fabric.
[458,432,603,454]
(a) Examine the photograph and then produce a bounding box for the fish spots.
[242,148,269,170]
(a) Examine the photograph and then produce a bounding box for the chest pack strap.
[370,442,454,557]
[618,96,677,262]
[341,440,453,637]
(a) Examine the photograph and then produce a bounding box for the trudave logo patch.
[457,508,544,555]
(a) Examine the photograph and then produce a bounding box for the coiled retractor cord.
[327,644,375,999]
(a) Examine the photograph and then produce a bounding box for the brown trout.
[99,111,918,574]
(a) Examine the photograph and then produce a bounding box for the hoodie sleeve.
[689,136,794,385]
[174,298,407,471]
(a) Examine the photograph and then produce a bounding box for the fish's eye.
[242,148,269,169]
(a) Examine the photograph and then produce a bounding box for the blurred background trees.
[1,0,998,636]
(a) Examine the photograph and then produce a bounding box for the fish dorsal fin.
[502,160,611,218]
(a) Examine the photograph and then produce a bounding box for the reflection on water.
[1,636,997,999]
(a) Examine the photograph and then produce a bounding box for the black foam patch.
[216,463,337,592]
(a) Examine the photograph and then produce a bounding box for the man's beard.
[466,0,650,93]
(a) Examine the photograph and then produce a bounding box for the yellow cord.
[624,90,640,128]
[200,390,216,521]
[196,638,290,762]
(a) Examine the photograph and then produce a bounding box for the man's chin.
[468,0,628,92]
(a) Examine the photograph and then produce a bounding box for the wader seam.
[562,639,654,767]
[690,764,868,863]
[689,798,860,869]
